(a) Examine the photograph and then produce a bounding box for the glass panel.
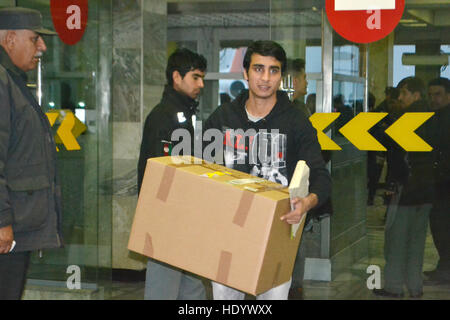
[270,1,328,289]
[393,45,415,86]
[306,46,322,74]
[441,45,450,78]
[329,29,369,288]
[219,47,248,103]
[367,1,450,300]
[167,0,271,120]
[15,0,112,296]
[334,45,360,76]
[271,1,322,116]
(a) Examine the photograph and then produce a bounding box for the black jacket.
[429,103,450,202]
[386,99,434,205]
[292,98,311,118]
[137,85,198,193]
[204,90,331,209]
[0,47,62,252]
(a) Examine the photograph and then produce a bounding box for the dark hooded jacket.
[204,89,331,210]
[137,85,199,193]
[0,47,63,252]
[385,99,434,205]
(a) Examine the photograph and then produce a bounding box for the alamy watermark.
[66,265,81,290]
[170,121,284,166]
[366,265,381,289]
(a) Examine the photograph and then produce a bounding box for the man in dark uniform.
[0,7,62,300]
[373,77,433,298]
[137,48,207,300]
[424,77,450,285]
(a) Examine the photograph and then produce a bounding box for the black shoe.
[423,270,437,278]
[372,288,404,298]
[423,277,450,286]
[409,292,423,299]
[288,287,304,300]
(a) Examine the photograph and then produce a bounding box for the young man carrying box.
[203,40,331,299]
[137,48,207,300]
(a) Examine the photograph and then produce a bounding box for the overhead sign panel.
[326,0,405,43]
[335,0,396,11]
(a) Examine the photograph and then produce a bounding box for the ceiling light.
[405,23,428,27]
[400,19,418,23]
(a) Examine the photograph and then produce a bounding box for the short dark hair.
[286,58,305,75]
[397,77,426,99]
[368,92,376,109]
[243,41,287,74]
[385,86,399,99]
[428,77,450,93]
[166,48,207,86]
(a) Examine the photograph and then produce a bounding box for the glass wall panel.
[393,45,416,86]
[366,0,450,300]
[329,30,369,289]
[167,0,271,121]
[270,1,333,291]
[14,0,113,298]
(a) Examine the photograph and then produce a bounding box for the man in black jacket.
[424,77,450,285]
[137,48,207,300]
[286,58,310,117]
[204,40,331,300]
[373,77,433,298]
[0,7,62,300]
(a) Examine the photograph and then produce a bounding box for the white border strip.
[334,0,396,11]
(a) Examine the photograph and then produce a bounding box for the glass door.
[16,0,113,299]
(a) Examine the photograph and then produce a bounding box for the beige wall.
[368,34,394,108]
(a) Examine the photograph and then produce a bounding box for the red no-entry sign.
[50,0,88,45]
[325,0,405,44]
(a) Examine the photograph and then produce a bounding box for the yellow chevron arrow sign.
[45,111,434,152]
[308,112,434,152]
[339,112,388,151]
[309,112,342,150]
[46,112,59,127]
[384,112,434,152]
[46,110,87,151]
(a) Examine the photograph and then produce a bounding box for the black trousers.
[0,251,31,300]
[367,151,384,202]
[430,187,450,276]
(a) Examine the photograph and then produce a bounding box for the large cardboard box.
[128,156,305,295]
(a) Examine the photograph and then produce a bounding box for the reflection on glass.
[16,0,111,296]
[219,47,247,102]
[440,45,450,79]
[306,46,322,73]
[393,45,415,86]
[334,45,359,76]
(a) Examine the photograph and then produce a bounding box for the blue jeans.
[384,203,431,295]
[144,258,206,300]
[212,279,292,300]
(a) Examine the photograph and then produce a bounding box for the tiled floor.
[109,191,450,300]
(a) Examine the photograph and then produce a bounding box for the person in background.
[0,7,62,300]
[423,77,450,285]
[305,93,316,115]
[137,48,207,300]
[286,58,310,117]
[373,77,433,299]
[366,92,379,206]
